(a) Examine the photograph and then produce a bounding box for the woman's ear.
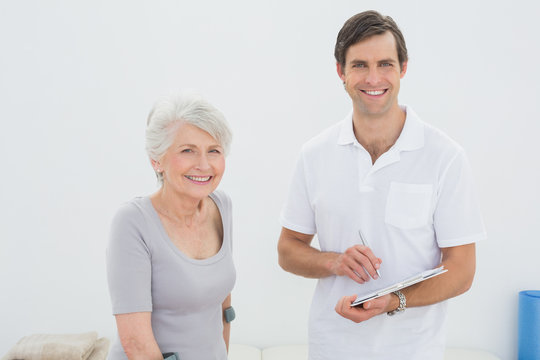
[151,159,162,173]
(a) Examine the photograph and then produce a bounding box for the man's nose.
[365,67,382,85]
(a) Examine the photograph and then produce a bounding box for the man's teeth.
[364,90,385,95]
[186,175,211,182]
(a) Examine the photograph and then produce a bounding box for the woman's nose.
[196,154,211,170]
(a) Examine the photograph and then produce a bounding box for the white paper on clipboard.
[351,266,448,307]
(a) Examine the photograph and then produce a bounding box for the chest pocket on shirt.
[385,182,433,229]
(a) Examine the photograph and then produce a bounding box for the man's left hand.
[334,294,394,323]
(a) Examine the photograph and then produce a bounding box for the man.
[278,10,486,360]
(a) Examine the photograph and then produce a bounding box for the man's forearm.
[336,243,476,323]
[387,243,476,311]
[278,227,382,283]
[278,230,338,279]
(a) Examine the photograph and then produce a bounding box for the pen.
[358,229,381,278]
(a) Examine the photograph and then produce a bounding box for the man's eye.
[352,64,365,68]
[381,63,392,67]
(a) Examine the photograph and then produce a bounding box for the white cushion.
[228,344,261,360]
[228,344,501,360]
[262,345,308,360]
[444,347,501,360]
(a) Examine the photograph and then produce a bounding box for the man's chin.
[354,103,393,118]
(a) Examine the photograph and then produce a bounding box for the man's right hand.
[278,227,382,282]
[327,245,381,283]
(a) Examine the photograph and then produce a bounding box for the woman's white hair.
[145,92,232,184]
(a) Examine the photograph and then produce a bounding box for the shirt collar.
[337,110,357,145]
[337,105,425,152]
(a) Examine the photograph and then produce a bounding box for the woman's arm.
[115,312,163,360]
[222,293,232,352]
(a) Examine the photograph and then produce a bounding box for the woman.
[106,92,235,360]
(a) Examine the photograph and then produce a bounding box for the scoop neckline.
[145,192,228,265]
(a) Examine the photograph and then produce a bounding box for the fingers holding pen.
[343,249,371,282]
[348,245,382,281]
[329,245,382,283]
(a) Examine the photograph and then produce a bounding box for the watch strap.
[387,290,406,316]
[224,306,236,323]
[162,352,179,360]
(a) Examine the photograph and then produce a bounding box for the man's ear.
[400,61,408,79]
[336,62,346,82]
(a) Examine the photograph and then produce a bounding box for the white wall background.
[1,1,539,359]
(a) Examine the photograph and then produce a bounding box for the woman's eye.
[181,149,193,153]
[209,149,221,154]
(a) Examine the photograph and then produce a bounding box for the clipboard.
[351,266,448,307]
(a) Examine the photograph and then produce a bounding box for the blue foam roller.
[519,290,540,360]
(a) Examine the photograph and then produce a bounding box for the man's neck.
[352,105,406,164]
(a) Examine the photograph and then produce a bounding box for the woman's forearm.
[222,293,232,352]
[115,312,163,360]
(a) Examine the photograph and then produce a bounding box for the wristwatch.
[387,290,406,316]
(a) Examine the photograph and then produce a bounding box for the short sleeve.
[434,150,487,247]
[106,202,153,314]
[279,151,317,235]
[211,190,233,253]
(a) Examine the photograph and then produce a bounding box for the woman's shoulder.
[209,190,232,211]
[108,196,158,253]
[111,196,152,227]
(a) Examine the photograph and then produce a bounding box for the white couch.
[228,344,501,360]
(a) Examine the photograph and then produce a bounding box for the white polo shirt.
[280,105,486,360]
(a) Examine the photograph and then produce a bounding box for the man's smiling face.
[338,31,407,119]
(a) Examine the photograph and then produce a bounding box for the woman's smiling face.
[156,122,225,200]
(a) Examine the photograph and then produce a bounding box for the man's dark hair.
[334,10,408,71]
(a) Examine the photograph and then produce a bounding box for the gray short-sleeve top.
[106,190,236,360]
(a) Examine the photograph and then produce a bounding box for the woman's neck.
[151,187,207,228]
